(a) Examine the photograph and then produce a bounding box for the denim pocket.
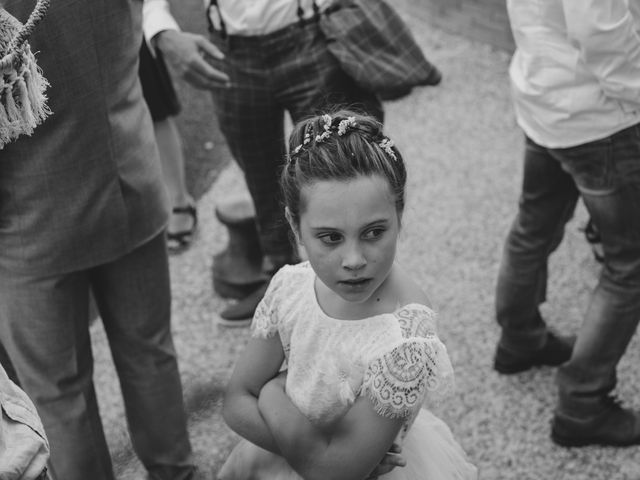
[553,137,614,195]
[609,124,640,185]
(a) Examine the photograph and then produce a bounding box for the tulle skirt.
[218,409,477,480]
[385,409,477,480]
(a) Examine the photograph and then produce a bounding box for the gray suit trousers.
[0,234,193,480]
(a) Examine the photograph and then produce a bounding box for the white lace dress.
[219,262,478,480]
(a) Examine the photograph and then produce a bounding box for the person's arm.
[142,0,180,43]
[222,335,286,454]
[258,376,405,480]
[142,0,230,89]
[563,0,640,108]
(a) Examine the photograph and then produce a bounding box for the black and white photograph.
[1,1,639,479]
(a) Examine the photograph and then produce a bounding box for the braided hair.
[281,109,407,227]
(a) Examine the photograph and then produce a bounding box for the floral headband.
[290,114,397,161]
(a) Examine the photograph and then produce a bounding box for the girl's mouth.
[339,278,372,289]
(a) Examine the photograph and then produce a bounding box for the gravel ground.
[91,2,640,479]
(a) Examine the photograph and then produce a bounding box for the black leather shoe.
[493,331,575,374]
[552,397,640,447]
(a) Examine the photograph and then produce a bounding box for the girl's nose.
[341,244,366,271]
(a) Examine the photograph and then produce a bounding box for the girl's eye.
[363,228,385,240]
[319,232,343,245]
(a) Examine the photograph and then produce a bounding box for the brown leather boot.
[212,196,267,299]
[218,253,300,327]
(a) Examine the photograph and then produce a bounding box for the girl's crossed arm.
[223,334,286,454]
[258,377,405,480]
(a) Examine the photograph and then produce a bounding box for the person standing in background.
[144,0,384,325]
[494,0,640,446]
[0,1,196,478]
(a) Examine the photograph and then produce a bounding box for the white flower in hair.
[315,131,331,142]
[337,116,357,136]
[315,114,333,143]
[322,114,332,130]
[379,138,397,161]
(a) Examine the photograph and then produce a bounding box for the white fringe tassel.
[0,42,50,149]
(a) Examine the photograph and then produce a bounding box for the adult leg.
[90,233,194,479]
[494,136,578,372]
[154,117,196,252]
[208,38,298,323]
[139,41,195,254]
[0,269,114,480]
[552,125,640,446]
[209,46,292,264]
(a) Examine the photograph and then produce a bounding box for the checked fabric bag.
[319,0,442,101]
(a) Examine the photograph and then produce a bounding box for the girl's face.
[293,174,401,306]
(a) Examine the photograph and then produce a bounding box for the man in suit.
[0,1,196,478]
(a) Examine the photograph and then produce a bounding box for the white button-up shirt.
[143,0,330,41]
[507,0,640,148]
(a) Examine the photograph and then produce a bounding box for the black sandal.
[167,203,198,254]
[583,218,604,263]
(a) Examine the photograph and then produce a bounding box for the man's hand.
[366,443,406,479]
[154,30,230,90]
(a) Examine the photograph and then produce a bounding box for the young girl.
[220,111,477,480]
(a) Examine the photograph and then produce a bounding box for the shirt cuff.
[142,1,181,46]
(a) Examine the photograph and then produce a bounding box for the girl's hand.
[366,443,407,479]
[269,370,287,390]
[258,371,288,414]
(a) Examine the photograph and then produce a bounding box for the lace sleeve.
[361,336,454,419]
[250,268,287,339]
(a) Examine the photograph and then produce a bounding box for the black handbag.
[318,0,441,100]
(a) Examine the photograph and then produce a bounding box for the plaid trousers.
[209,19,383,259]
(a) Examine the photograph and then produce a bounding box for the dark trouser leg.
[209,50,292,261]
[496,136,579,353]
[0,268,114,480]
[553,125,640,414]
[208,21,384,263]
[90,233,194,479]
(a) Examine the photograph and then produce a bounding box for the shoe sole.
[216,317,252,328]
[493,359,536,375]
[494,357,569,375]
[213,278,267,299]
[551,430,640,448]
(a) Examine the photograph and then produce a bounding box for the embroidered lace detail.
[396,305,438,339]
[362,337,454,419]
[251,268,288,339]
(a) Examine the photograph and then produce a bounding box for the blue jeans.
[0,233,194,480]
[496,125,640,414]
